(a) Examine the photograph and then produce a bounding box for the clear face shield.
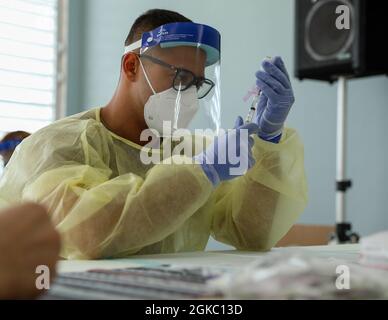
[124,22,221,137]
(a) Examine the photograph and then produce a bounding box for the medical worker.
[0,131,30,167]
[0,9,308,259]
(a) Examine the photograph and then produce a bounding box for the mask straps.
[138,57,157,95]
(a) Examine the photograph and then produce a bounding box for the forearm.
[24,157,213,259]
[211,128,308,251]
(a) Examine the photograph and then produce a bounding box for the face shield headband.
[124,22,221,66]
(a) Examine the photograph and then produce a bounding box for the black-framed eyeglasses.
[138,54,215,99]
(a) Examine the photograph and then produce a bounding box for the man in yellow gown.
[0,9,307,260]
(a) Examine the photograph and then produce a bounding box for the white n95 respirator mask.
[139,59,200,136]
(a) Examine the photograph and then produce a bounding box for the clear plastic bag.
[211,251,388,300]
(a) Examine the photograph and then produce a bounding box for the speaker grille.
[305,0,354,61]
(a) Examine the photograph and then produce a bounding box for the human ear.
[122,53,139,81]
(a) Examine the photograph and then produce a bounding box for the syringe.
[245,90,261,124]
[245,57,272,124]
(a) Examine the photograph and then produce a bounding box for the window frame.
[55,0,68,120]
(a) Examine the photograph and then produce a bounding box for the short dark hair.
[125,9,192,46]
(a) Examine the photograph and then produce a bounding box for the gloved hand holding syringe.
[196,56,296,186]
[244,56,295,144]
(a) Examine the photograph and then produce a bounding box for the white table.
[50,244,388,300]
[58,244,362,273]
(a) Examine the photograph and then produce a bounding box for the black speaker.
[295,0,388,82]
